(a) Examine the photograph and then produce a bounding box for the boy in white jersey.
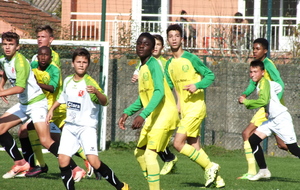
[131,34,178,176]
[239,60,300,181]
[46,48,129,190]
[165,24,225,188]
[0,32,62,179]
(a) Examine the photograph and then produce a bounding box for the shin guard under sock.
[0,132,23,161]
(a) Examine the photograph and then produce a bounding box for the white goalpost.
[19,39,110,151]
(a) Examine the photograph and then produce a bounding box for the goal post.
[19,39,109,151]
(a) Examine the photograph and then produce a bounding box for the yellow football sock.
[144,149,160,190]
[77,147,87,160]
[244,140,256,175]
[28,130,45,167]
[134,148,147,179]
[180,144,212,169]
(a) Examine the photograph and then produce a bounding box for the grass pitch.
[0,146,299,190]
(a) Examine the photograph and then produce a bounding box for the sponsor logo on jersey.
[78,90,85,97]
[11,67,15,74]
[67,101,81,111]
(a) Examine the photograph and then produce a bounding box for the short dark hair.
[152,34,164,46]
[180,10,187,15]
[35,25,54,37]
[167,24,183,37]
[38,46,52,56]
[1,32,20,45]
[234,12,243,17]
[253,38,269,50]
[138,33,155,49]
[72,48,90,64]
[250,59,264,70]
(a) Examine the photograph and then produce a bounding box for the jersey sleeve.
[139,59,164,119]
[48,65,60,91]
[243,78,270,109]
[15,55,30,88]
[57,77,70,104]
[123,96,143,116]
[52,50,61,68]
[84,75,108,105]
[164,59,174,89]
[242,79,257,96]
[190,56,215,89]
[264,60,284,99]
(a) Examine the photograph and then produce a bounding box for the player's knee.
[248,133,262,151]
[58,154,71,167]
[277,143,288,151]
[134,147,145,158]
[173,139,183,152]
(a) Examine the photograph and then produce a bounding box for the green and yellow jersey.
[124,56,179,130]
[165,51,215,118]
[242,57,284,100]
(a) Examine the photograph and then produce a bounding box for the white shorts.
[49,123,61,134]
[257,111,297,144]
[6,98,48,123]
[58,123,98,157]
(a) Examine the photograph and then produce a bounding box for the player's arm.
[47,100,61,124]
[139,60,164,119]
[265,61,284,99]
[86,85,108,106]
[38,67,60,93]
[242,79,271,109]
[192,57,215,89]
[242,79,256,96]
[164,60,174,90]
[0,57,29,97]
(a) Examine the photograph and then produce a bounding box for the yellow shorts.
[250,107,267,127]
[51,104,66,128]
[177,116,204,138]
[137,127,175,152]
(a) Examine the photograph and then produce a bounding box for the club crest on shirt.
[11,67,15,74]
[143,72,149,81]
[67,101,81,111]
[78,90,85,97]
[182,65,189,72]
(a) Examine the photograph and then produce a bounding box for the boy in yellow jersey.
[165,24,225,188]
[119,33,179,190]
[237,38,287,180]
[47,48,129,190]
[131,34,178,175]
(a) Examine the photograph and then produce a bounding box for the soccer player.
[131,34,178,175]
[237,38,287,180]
[164,24,225,188]
[118,33,179,190]
[46,48,129,190]
[239,60,300,181]
[0,32,62,179]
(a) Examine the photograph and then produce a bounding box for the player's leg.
[0,111,30,178]
[174,116,220,187]
[134,127,148,179]
[248,127,271,181]
[26,121,49,177]
[81,126,128,190]
[238,107,267,179]
[275,135,288,151]
[159,147,178,175]
[18,123,35,168]
[144,127,171,190]
[59,154,74,190]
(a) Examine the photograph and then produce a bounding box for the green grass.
[0,146,299,190]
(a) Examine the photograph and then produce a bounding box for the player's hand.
[132,116,144,130]
[0,91,8,104]
[131,74,139,83]
[238,96,246,104]
[183,84,197,93]
[46,111,53,124]
[118,114,128,130]
[86,85,97,94]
